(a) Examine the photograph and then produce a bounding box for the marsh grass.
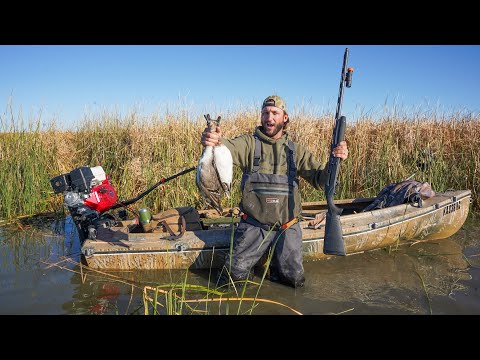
[1,103,479,220]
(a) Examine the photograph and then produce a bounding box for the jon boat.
[79,189,471,270]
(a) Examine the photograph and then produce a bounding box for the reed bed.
[1,104,479,219]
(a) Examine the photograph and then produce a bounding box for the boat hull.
[81,190,471,270]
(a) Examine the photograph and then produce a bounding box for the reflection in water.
[0,216,81,314]
[299,239,471,314]
[65,276,126,315]
[254,218,480,315]
[0,217,479,314]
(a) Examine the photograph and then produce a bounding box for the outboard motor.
[50,166,118,242]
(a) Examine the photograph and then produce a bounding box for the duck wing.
[212,144,233,198]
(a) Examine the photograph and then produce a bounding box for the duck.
[196,114,233,215]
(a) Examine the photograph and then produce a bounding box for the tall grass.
[1,103,479,219]
[0,103,63,218]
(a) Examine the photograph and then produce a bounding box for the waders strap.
[241,213,298,231]
[280,216,299,230]
[287,140,296,178]
[253,135,261,172]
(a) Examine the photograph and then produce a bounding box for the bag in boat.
[150,206,203,239]
[363,180,435,212]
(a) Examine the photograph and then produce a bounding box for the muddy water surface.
[0,216,479,315]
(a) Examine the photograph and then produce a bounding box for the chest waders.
[219,135,306,289]
[239,135,302,228]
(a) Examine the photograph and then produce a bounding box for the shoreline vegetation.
[1,105,479,220]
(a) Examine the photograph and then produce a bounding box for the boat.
[79,189,471,270]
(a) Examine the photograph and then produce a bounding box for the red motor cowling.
[84,177,118,213]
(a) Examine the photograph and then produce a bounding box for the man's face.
[261,106,288,139]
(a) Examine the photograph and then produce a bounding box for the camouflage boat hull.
[80,190,471,270]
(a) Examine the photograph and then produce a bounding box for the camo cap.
[262,95,287,113]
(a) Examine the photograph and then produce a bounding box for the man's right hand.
[201,125,222,147]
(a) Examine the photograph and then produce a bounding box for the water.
[0,216,479,315]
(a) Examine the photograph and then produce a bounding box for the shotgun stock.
[323,48,354,256]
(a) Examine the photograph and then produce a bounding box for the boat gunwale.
[337,190,471,237]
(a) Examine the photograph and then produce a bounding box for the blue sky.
[1,45,479,129]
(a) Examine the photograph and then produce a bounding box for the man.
[201,95,348,288]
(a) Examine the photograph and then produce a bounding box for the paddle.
[323,48,354,256]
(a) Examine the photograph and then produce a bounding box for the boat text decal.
[443,201,460,216]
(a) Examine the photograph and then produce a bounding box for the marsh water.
[1,216,479,315]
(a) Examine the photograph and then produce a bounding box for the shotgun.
[323,48,354,256]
